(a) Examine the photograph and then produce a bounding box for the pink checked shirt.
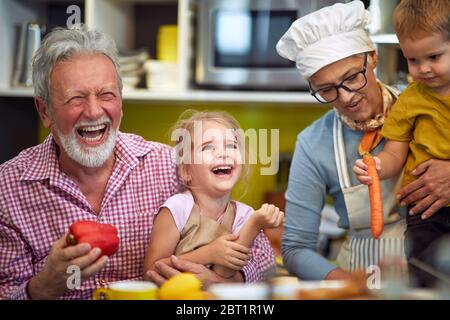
[0,132,275,300]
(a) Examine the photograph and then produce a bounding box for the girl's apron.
[175,202,235,256]
[333,112,407,271]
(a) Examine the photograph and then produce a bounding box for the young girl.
[144,110,284,280]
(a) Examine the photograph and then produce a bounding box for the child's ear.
[35,97,52,128]
[368,51,378,69]
[179,165,191,185]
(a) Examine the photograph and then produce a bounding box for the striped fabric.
[348,237,404,271]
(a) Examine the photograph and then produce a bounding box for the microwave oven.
[195,0,345,90]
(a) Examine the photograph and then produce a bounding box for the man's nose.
[84,95,103,119]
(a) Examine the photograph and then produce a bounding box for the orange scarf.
[358,130,383,156]
[337,81,397,156]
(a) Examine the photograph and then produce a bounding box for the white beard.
[52,117,119,168]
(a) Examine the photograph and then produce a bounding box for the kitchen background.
[0,0,405,212]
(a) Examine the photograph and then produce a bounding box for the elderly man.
[0,26,274,300]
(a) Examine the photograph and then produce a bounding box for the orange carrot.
[358,130,378,155]
[363,154,384,239]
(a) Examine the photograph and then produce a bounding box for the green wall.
[39,101,330,209]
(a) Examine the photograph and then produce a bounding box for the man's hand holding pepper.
[27,234,108,300]
[146,255,244,289]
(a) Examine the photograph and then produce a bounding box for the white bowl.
[209,283,269,300]
[297,280,348,290]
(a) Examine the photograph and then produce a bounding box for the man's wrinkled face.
[47,53,123,167]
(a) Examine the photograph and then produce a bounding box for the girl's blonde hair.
[169,109,251,194]
[393,0,450,41]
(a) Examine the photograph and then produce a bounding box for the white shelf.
[0,86,317,104]
[123,88,317,103]
[371,33,399,44]
[0,87,34,97]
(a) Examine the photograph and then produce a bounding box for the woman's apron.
[333,112,407,271]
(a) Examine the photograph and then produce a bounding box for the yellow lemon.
[158,272,202,300]
[182,290,210,300]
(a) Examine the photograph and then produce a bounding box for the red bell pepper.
[66,220,120,256]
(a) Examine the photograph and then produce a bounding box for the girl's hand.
[353,157,381,185]
[253,203,285,229]
[209,234,250,270]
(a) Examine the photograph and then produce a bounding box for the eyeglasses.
[309,53,368,104]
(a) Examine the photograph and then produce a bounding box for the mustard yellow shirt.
[381,82,450,188]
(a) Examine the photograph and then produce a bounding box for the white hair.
[32,24,122,106]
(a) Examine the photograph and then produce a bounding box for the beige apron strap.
[221,202,236,231]
[175,205,201,255]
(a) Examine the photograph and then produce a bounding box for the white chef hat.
[276,0,375,79]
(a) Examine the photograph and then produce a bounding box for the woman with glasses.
[276,1,450,281]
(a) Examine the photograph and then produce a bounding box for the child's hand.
[253,203,285,229]
[209,234,250,270]
[353,156,381,185]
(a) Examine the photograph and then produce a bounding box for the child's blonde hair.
[170,109,251,192]
[393,0,450,41]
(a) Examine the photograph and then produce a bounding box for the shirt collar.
[20,134,60,181]
[113,132,153,169]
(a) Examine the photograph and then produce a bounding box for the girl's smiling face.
[184,120,243,198]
